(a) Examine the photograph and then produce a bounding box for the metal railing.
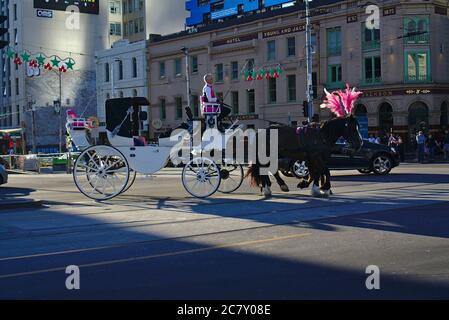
[0,152,79,174]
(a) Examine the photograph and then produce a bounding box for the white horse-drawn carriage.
[67,97,245,200]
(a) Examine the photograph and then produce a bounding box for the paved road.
[0,164,449,299]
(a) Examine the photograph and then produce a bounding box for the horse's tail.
[245,163,262,188]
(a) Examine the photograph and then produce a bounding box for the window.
[362,24,380,50]
[129,21,134,35]
[132,89,138,97]
[328,64,342,86]
[327,27,342,56]
[267,40,276,61]
[159,61,166,78]
[160,98,166,120]
[215,64,223,82]
[174,58,182,76]
[110,23,122,36]
[405,50,430,83]
[16,105,20,127]
[134,20,139,34]
[105,63,110,82]
[247,89,255,114]
[118,60,123,80]
[109,1,121,14]
[287,75,296,102]
[139,18,145,32]
[247,58,254,71]
[15,78,19,95]
[14,4,17,20]
[287,37,296,57]
[128,0,134,13]
[268,78,277,103]
[191,56,198,73]
[311,34,317,54]
[119,91,124,98]
[175,97,183,119]
[312,72,318,99]
[231,91,239,115]
[231,61,239,80]
[403,16,429,44]
[132,58,137,78]
[363,56,381,84]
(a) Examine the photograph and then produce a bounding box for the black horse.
[247,115,363,197]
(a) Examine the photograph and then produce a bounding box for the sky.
[148,0,189,35]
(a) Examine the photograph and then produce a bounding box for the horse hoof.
[280,184,290,192]
[297,181,308,189]
[320,190,331,198]
[311,185,321,198]
[262,187,272,198]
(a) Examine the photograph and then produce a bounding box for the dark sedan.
[285,140,400,178]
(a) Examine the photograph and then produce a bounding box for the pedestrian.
[416,131,426,164]
[397,135,405,162]
[368,134,376,144]
[388,134,398,150]
[375,135,381,144]
[443,130,449,161]
[427,134,436,162]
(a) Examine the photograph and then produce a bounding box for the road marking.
[0,233,311,280]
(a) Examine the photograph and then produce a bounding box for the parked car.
[283,140,400,178]
[0,164,7,186]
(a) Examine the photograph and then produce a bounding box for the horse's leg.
[273,171,289,192]
[297,157,313,189]
[320,167,332,197]
[261,173,272,197]
[310,156,324,198]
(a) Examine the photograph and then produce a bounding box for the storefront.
[0,128,24,155]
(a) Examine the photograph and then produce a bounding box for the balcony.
[403,33,429,44]
[405,74,430,83]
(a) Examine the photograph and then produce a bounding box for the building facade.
[96,39,149,129]
[148,0,449,149]
[108,0,151,44]
[0,0,110,153]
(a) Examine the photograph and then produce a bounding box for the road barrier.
[0,153,79,174]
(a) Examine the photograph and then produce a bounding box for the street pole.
[29,99,36,154]
[111,61,115,98]
[59,71,63,154]
[183,48,191,108]
[305,0,314,123]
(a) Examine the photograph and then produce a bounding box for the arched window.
[132,57,137,78]
[378,102,393,133]
[408,101,429,132]
[354,104,368,117]
[105,63,110,82]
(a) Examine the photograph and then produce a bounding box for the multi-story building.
[108,0,151,44]
[148,0,449,150]
[96,39,149,131]
[0,0,109,153]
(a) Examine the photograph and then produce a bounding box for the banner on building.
[34,0,99,15]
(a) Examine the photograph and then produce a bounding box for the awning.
[0,128,23,139]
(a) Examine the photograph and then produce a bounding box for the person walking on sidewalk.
[443,130,449,161]
[427,134,436,162]
[416,131,426,164]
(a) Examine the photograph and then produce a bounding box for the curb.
[0,199,43,211]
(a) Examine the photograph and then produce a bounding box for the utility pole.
[58,71,63,154]
[181,47,191,108]
[28,96,36,154]
[111,60,115,98]
[304,0,314,123]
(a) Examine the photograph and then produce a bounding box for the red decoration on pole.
[44,63,53,71]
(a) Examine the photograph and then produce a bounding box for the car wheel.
[358,169,372,174]
[292,161,310,179]
[372,155,393,175]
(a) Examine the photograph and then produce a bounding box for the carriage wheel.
[122,170,137,194]
[218,163,244,194]
[73,145,130,201]
[182,157,221,198]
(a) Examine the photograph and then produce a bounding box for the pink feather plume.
[320,84,363,117]
[320,88,346,117]
[337,84,363,114]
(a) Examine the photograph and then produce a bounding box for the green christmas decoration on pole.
[6,48,15,59]
[36,54,46,66]
[20,52,31,63]
[51,56,61,67]
[65,58,75,70]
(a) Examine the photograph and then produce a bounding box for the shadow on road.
[0,186,35,202]
[332,173,449,184]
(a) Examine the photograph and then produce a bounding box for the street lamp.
[303,0,314,123]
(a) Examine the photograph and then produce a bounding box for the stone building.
[148,0,449,149]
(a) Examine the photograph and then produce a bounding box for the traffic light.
[0,15,8,50]
[302,101,309,118]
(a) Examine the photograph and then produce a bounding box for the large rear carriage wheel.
[73,145,130,201]
[218,162,244,194]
